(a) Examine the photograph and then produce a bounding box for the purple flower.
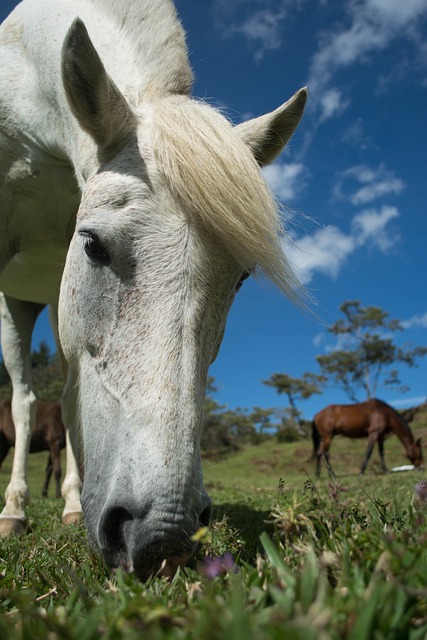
[200,553,237,578]
[414,480,427,501]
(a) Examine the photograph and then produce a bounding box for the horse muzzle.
[84,490,212,580]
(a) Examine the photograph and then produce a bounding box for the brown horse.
[312,398,423,477]
[0,400,65,497]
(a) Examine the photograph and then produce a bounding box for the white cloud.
[333,164,405,205]
[366,0,427,27]
[317,88,348,122]
[342,118,373,150]
[390,396,427,407]
[351,205,400,250]
[402,312,427,329]
[236,9,286,57]
[307,0,427,121]
[213,0,307,60]
[286,226,356,284]
[263,162,308,201]
[351,178,404,207]
[313,333,325,348]
[284,205,400,284]
[351,180,404,206]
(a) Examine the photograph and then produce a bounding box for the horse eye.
[236,271,250,291]
[79,231,110,264]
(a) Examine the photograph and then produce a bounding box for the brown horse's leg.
[377,438,387,473]
[322,449,336,479]
[42,455,52,497]
[318,438,335,479]
[49,443,62,499]
[0,436,11,469]
[360,434,378,474]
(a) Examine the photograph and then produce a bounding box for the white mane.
[148,95,300,296]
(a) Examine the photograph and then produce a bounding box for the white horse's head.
[58,20,306,579]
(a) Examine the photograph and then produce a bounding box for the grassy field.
[1,410,427,638]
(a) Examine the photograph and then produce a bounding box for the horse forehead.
[80,168,152,212]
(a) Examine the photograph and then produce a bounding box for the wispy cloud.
[286,225,355,283]
[333,164,405,205]
[235,9,287,59]
[213,0,306,60]
[351,206,400,250]
[263,161,308,202]
[390,396,426,407]
[402,312,427,329]
[318,88,349,122]
[342,118,374,151]
[307,0,427,121]
[284,205,400,284]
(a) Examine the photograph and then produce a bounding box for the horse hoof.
[62,511,82,525]
[0,518,26,537]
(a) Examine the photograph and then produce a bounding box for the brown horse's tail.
[310,419,320,461]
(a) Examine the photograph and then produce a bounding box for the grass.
[1,411,427,638]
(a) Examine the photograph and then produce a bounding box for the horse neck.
[89,0,193,95]
[389,408,415,446]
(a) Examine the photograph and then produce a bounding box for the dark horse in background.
[312,398,423,477]
[0,400,65,497]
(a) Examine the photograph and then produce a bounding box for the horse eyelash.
[79,230,110,264]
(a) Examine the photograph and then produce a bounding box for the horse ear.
[235,87,307,167]
[61,18,136,152]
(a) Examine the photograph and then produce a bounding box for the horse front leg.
[377,438,388,473]
[49,305,82,524]
[0,295,44,536]
[60,367,82,522]
[360,434,378,474]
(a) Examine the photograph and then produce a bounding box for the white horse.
[0,0,306,579]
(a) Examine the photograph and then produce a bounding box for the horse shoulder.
[314,405,336,433]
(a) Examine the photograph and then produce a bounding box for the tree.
[31,340,51,369]
[201,377,241,452]
[263,372,325,435]
[201,379,275,452]
[316,300,427,401]
[249,407,276,434]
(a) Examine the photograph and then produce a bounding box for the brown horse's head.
[407,438,423,467]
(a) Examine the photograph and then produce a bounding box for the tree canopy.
[316,300,427,402]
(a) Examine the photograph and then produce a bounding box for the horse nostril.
[99,506,133,554]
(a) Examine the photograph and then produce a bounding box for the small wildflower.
[191,527,209,543]
[199,553,237,578]
[414,480,427,503]
[186,581,203,601]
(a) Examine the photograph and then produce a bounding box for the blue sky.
[1,0,427,419]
